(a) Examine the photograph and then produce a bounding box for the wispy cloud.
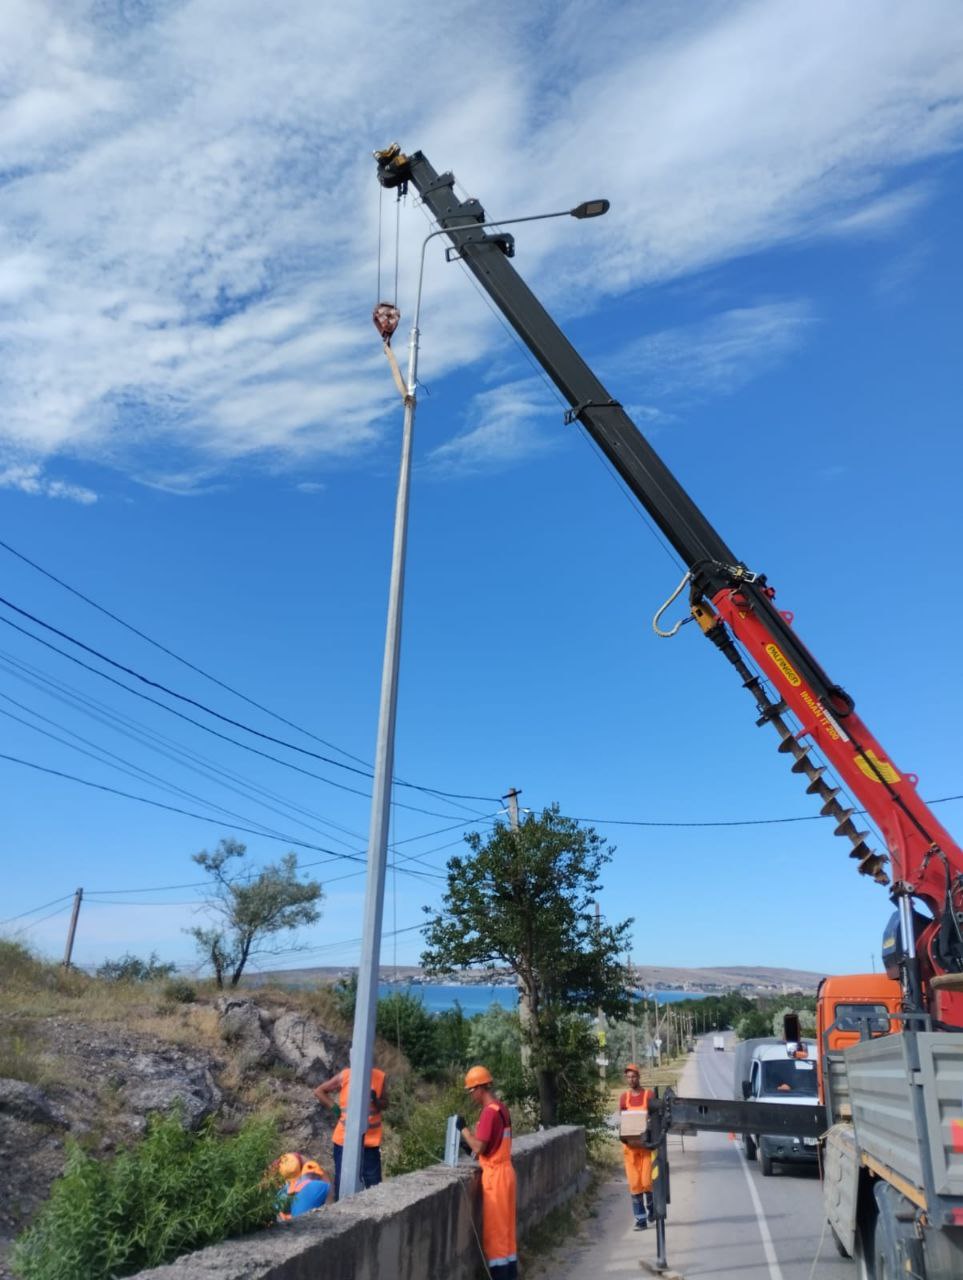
[609,301,815,405]
[0,0,960,490]
[0,460,97,503]
[425,379,558,475]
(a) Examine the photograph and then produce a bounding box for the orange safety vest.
[620,1088,654,1194]
[477,1101,517,1267]
[331,1067,385,1148]
[620,1087,654,1113]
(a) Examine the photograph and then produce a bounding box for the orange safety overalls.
[331,1067,385,1148]
[621,1087,654,1195]
[477,1102,517,1269]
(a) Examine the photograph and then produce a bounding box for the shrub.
[383,1078,467,1176]
[376,991,441,1074]
[12,1111,280,1280]
[162,979,197,1004]
[96,953,177,984]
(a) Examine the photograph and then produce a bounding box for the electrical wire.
[0,536,492,819]
[0,591,498,805]
[0,894,74,926]
[574,793,963,829]
[0,610,482,821]
[0,535,372,772]
[0,750,445,882]
[12,904,73,932]
[0,697,319,846]
[0,647,372,849]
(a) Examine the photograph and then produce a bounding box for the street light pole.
[340,195,609,1199]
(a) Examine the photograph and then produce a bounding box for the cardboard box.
[619,1110,649,1140]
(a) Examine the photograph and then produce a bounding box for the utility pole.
[594,902,607,1082]
[505,787,532,1070]
[62,888,83,968]
[627,952,637,1064]
[503,787,521,831]
[341,299,419,1201]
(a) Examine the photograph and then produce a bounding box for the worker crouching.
[275,1153,331,1220]
[458,1065,518,1280]
[619,1063,655,1229]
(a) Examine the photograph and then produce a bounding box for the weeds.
[11,1110,280,1280]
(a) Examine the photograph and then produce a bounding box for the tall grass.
[12,1111,281,1280]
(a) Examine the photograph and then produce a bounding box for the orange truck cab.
[816,973,901,1101]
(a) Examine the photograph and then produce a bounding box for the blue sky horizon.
[2,0,962,981]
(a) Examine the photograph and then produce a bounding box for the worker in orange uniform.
[620,1063,655,1229]
[314,1065,388,1200]
[458,1065,517,1280]
[275,1152,331,1220]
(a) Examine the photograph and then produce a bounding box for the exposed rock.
[215,997,274,1072]
[271,1011,347,1085]
[0,1079,67,1128]
[121,1051,222,1132]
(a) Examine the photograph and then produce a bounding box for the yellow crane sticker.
[855,751,901,785]
[764,643,801,687]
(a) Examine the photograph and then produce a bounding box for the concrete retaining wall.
[132,1126,587,1280]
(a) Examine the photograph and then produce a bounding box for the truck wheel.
[744,1133,756,1161]
[760,1151,774,1176]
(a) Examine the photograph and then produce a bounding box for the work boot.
[632,1193,647,1229]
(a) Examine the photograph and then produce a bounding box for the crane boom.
[374,144,963,1023]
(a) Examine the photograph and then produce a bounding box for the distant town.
[243,962,826,995]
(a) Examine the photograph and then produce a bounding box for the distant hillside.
[243,962,826,995]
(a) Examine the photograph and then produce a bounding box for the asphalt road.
[550,1034,852,1280]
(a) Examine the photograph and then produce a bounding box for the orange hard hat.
[624,1063,641,1073]
[277,1152,303,1179]
[464,1065,493,1089]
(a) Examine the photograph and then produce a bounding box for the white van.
[740,1040,819,1175]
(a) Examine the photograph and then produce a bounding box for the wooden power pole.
[62,887,83,968]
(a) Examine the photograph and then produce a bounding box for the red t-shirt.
[475,1100,511,1157]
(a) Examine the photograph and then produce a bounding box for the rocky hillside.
[0,973,384,1280]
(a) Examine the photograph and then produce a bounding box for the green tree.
[376,991,441,1074]
[186,839,322,988]
[421,805,633,1126]
[95,952,176,983]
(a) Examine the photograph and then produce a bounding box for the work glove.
[330,1103,341,1123]
[370,1089,378,1105]
[454,1114,467,1133]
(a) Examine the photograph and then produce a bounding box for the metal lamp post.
[339,196,609,1198]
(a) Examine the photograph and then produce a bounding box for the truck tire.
[744,1133,756,1161]
[760,1151,774,1176]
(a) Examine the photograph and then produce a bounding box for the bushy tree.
[421,805,632,1125]
[376,991,440,1074]
[187,839,322,988]
[95,953,176,983]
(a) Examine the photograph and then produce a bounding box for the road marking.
[699,1048,786,1280]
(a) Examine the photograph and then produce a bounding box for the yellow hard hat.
[464,1065,493,1089]
[277,1152,302,1179]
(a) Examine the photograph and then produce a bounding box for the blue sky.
[2,0,962,980]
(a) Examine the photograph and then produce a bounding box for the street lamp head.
[570,199,610,220]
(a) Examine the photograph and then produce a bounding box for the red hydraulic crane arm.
[374,143,963,1021]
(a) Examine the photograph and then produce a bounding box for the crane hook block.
[373,302,401,343]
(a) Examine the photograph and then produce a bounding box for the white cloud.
[0,460,97,503]
[0,0,959,488]
[609,301,816,403]
[425,379,558,475]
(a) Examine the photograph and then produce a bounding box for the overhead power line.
[0,580,496,807]
[0,894,74,926]
[0,534,375,768]
[574,793,963,829]
[0,609,479,821]
[0,750,445,882]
